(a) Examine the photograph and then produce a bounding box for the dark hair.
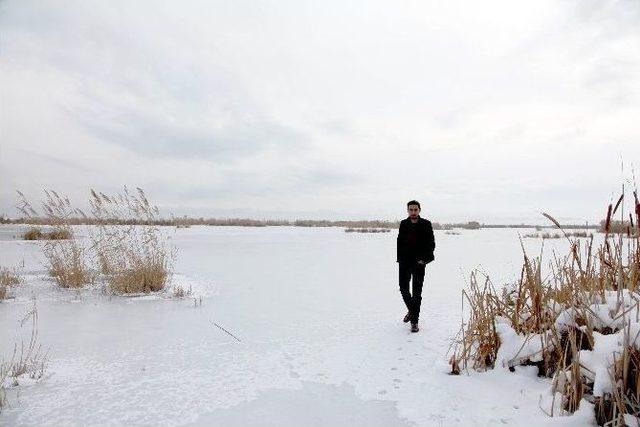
[407,200,420,209]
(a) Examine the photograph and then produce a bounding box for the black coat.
[396,217,435,264]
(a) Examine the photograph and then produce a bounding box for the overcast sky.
[1,0,639,223]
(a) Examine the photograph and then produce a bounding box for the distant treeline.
[0,216,599,230]
[0,216,399,228]
[345,228,392,233]
[599,219,638,235]
[482,224,598,230]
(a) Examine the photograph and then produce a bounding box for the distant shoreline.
[0,217,598,230]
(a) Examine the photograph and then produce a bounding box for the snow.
[0,225,601,425]
[495,318,547,367]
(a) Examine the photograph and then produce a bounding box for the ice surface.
[0,225,596,426]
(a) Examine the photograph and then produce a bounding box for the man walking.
[396,200,435,333]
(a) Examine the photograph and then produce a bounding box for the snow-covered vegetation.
[15,188,174,294]
[453,198,640,425]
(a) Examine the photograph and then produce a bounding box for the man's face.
[407,204,420,219]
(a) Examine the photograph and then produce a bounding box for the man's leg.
[410,264,426,324]
[398,262,412,314]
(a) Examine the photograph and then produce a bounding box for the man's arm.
[396,220,404,263]
[427,221,435,253]
[417,220,435,264]
[424,221,435,263]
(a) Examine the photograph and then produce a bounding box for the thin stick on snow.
[211,321,242,343]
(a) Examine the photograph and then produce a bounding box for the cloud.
[1,0,639,222]
[11,148,94,173]
[76,106,308,161]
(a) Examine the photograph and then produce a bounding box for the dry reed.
[16,188,174,294]
[451,193,640,425]
[172,284,192,298]
[0,301,49,413]
[22,227,71,240]
[0,267,21,300]
[17,190,93,288]
[89,187,175,294]
[22,227,43,240]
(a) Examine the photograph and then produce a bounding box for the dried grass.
[45,242,94,288]
[89,187,175,294]
[0,301,49,413]
[172,284,192,298]
[0,267,21,301]
[22,227,43,240]
[17,190,93,288]
[16,188,174,294]
[451,193,640,424]
[21,227,71,240]
[109,256,171,294]
[451,272,501,371]
[0,267,21,288]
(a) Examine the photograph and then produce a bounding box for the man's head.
[407,200,421,220]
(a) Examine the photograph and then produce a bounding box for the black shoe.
[403,312,411,323]
[411,323,419,333]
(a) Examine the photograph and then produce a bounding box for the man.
[396,200,435,333]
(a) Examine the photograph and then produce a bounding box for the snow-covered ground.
[0,225,597,426]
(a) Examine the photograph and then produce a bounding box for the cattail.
[635,191,640,233]
[613,194,624,215]
[605,204,613,234]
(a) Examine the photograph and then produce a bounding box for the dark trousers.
[399,262,425,323]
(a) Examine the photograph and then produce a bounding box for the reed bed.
[451,193,640,425]
[89,187,175,294]
[16,188,175,294]
[22,227,71,240]
[17,191,93,288]
[22,227,43,240]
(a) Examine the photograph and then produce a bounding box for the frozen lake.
[0,225,595,426]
